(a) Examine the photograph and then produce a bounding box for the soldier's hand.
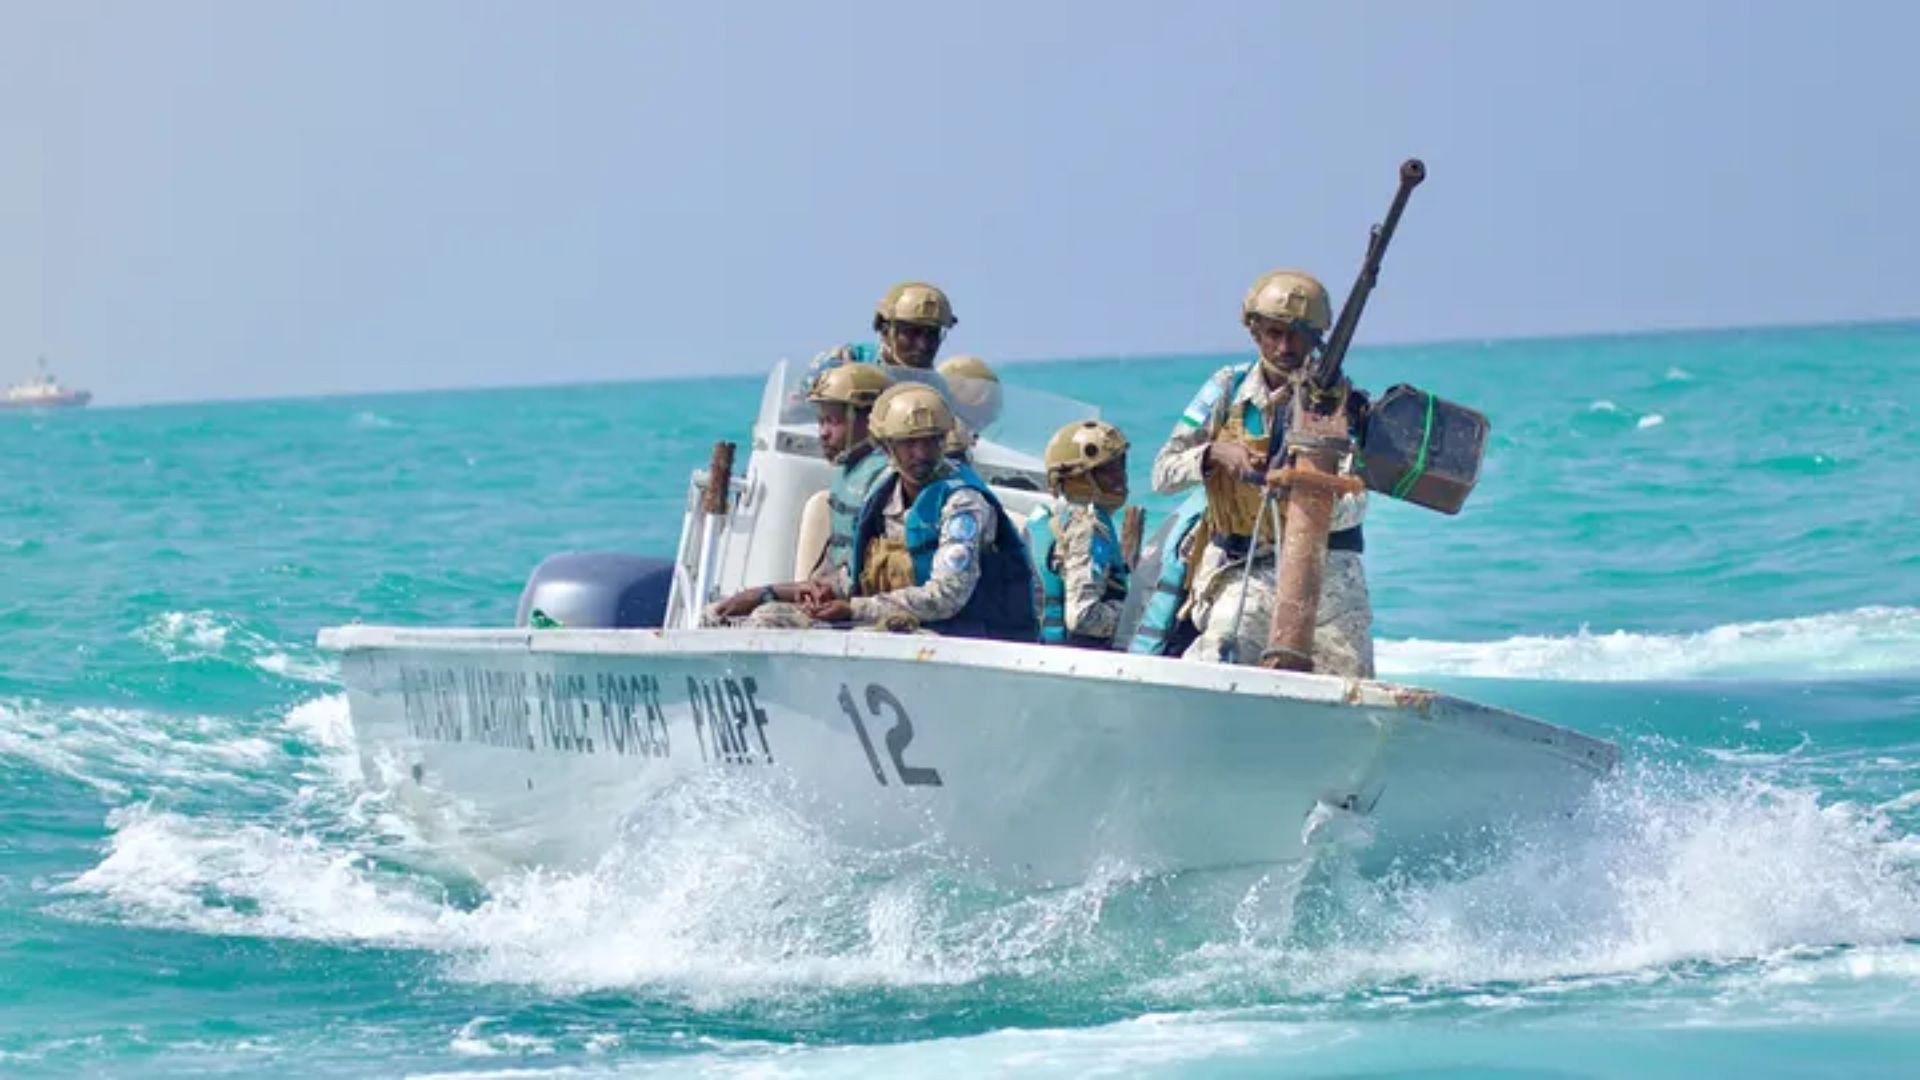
[1205,441,1259,481]
[712,588,767,619]
[792,580,835,607]
[803,598,854,623]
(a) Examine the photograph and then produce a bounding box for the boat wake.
[1378,605,1920,681]
[38,694,1920,1021]
[133,609,339,684]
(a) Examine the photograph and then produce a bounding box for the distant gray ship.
[3,356,91,410]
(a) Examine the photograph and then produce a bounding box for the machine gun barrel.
[1305,158,1425,399]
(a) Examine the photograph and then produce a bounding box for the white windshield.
[771,358,1097,462]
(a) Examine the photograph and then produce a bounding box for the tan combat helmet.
[1044,419,1130,509]
[1242,270,1333,334]
[867,382,956,442]
[936,354,995,383]
[936,354,1003,433]
[936,355,998,406]
[873,282,958,331]
[808,361,894,408]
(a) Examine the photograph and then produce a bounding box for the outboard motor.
[515,552,675,629]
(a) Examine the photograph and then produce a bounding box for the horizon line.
[67,312,1920,412]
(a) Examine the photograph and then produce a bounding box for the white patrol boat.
[320,361,1616,888]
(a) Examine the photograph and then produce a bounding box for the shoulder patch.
[942,510,982,542]
[1181,367,1241,428]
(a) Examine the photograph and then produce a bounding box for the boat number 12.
[837,683,943,787]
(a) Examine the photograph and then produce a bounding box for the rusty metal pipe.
[691,440,737,618]
[1262,411,1350,671]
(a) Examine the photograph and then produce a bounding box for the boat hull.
[321,626,1615,887]
[0,391,90,410]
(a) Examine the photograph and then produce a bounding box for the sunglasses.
[1248,318,1322,344]
[884,322,944,344]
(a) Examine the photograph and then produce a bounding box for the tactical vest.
[1128,490,1209,656]
[1029,502,1130,648]
[824,445,889,579]
[1202,364,1285,545]
[848,465,1039,642]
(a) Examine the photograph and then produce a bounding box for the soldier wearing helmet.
[934,355,1001,463]
[708,363,895,623]
[1029,419,1132,648]
[936,354,1002,429]
[792,383,1038,641]
[872,282,958,369]
[797,283,959,413]
[1139,269,1375,676]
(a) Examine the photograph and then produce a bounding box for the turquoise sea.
[4,322,1919,1077]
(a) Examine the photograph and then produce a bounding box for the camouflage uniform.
[1048,500,1126,643]
[724,463,997,633]
[1151,362,1374,678]
[849,467,998,627]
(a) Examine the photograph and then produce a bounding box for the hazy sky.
[6,1,1917,404]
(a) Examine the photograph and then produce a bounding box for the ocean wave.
[54,767,1137,1000]
[132,610,338,683]
[134,610,233,657]
[0,699,283,800]
[1377,606,1920,681]
[54,753,1920,1015]
[1142,764,1920,1002]
[57,804,452,944]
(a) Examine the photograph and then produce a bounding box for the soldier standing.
[1149,270,1375,677]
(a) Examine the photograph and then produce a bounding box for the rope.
[1390,389,1437,500]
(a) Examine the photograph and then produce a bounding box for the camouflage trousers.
[697,601,819,629]
[706,601,928,634]
[1182,547,1375,678]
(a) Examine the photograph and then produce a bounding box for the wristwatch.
[760,585,779,605]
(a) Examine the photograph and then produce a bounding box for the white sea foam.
[135,610,232,658]
[255,652,339,683]
[449,1018,555,1058]
[1588,399,1619,413]
[1143,766,1920,1004]
[1636,412,1666,429]
[1378,605,1920,681]
[58,804,451,943]
[57,749,1920,1023]
[284,693,355,752]
[1665,366,1695,382]
[0,699,282,799]
[134,610,338,684]
[54,766,1139,1004]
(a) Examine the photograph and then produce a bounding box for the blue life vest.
[1029,502,1130,648]
[1127,490,1209,656]
[849,464,1039,642]
[1127,364,1266,658]
[824,445,889,578]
